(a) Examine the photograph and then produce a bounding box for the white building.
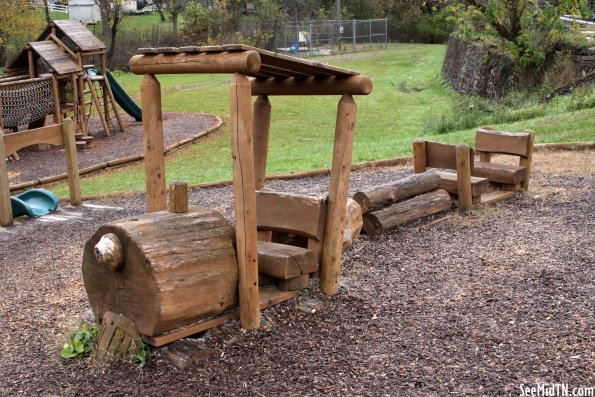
[68,0,101,22]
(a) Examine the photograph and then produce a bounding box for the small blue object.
[11,189,59,218]
[290,42,298,54]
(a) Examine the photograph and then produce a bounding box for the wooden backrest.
[417,140,474,171]
[475,128,533,158]
[2,124,64,154]
[256,190,327,242]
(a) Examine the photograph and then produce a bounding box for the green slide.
[104,70,142,122]
[11,189,59,218]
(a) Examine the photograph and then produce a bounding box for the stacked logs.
[353,172,452,236]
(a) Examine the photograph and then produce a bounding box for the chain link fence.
[275,19,388,57]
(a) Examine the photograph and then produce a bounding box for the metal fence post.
[352,19,356,52]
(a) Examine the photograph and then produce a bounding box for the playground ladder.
[85,74,125,136]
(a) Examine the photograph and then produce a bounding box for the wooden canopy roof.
[7,41,82,76]
[7,20,104,73]
[51,20,106,52]
[129,44,373,96]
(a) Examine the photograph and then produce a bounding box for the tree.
[42,0,51,24]
[0,0,43,65]
[95,0,126,61]
[457,0,591,71]
[181,1,210,44]
[155,0,167,21]
[252,0,283,49]
[166,0,191,33]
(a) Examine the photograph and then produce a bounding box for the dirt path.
[0,150,593,396]
[6,112,219,185]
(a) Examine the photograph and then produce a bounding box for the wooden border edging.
[51,140,593,203]
[533,142,594,151]
[8,115,223,193]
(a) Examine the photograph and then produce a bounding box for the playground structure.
[3,20,125,142]
[82,44,372,347]
[0,118,81,227]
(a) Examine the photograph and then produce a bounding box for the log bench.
[256,190,327,291]
[473,127,535,191]
[412,140,489,210]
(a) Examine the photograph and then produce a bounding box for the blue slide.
[11,189,59,218]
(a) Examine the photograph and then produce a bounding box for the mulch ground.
[0,150,593,396]
[6,112,219,185]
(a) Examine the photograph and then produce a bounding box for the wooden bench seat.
[473,162,527,185]
[473,127,535,190]
[257,241,318,280]
[436,171,489,197]
[255,190,327,291]
[413,140,475,210]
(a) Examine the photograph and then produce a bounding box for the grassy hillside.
[49,44,594,196]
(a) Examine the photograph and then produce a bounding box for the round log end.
[362,213,383,236]
[359,75,373,95]
[245,51,262,74]
[94,233,124,271]
[352,191,370,214]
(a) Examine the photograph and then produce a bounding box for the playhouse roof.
[8,41,82,76]
[7,20,105,73]
[130,44,361,80]
[50,20,106,52]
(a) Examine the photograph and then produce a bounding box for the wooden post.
[169,181,188,213]
[320,94,357,295]
[520,130,535,190]
[141,74,167,213]
[479,125,493,162]
[51,76,62,124]
[0,128,14,227]
[27,48,35,78]
[70,75,79,132]
[230,73,260,329]
[253,95,271,190]
[77,74,87,136]
[455,143,472,211]
[62,118,82,206]
[412,140,427,173]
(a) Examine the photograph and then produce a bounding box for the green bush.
[416,9,458,44]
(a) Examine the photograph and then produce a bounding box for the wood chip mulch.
[0,150,593,396]
[6,112,219,185]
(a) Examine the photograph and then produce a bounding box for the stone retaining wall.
[442,33,515,99]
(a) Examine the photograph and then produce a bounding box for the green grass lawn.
[47,44,594,197]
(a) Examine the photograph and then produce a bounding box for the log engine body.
[82,207,238,337]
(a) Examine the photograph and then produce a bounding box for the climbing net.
[0,80,55,129]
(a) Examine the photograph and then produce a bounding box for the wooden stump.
[353,172,441,214]
[362,189,452,236]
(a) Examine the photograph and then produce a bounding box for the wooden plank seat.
[258,241,318,279]
[256,190,327,291]
[436,171,489,198]
[474,127,535,191]
[472,161,527,185]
